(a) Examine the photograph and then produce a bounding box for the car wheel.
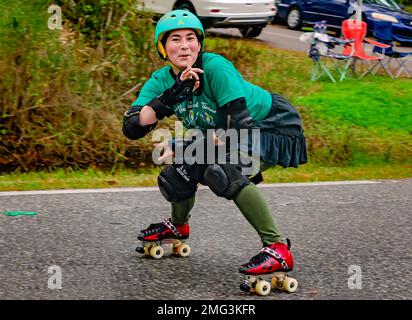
[286,7,302,30]
[399,41,412,47]
[240,26,264,38]
[175,2,212,29]
[175,2,196,14]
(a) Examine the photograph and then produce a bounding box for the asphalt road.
[208,24,309,52]
[1,179,411,300]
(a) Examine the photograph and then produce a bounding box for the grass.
[262,163,411,183]
[295,77,412,133]
[0,167,160,191]
[1,163,411,191]
[293,77,412,166]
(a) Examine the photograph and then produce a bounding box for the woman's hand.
[155,140,175,163]
[180,65,203,92]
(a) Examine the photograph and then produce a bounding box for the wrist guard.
[148,72,196,120]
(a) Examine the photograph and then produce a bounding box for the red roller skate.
[136,218,191,259]
[239,239,298,295]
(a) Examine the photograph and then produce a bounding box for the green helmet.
[155,10,205,60]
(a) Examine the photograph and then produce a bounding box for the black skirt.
[250,93,308,168]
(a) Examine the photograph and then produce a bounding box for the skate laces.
[242,244,290,269]
[141,218,184,239]
[243,252,270,268]
[142,219,170,235]
[142,222,165,236]
[162,218,183,238]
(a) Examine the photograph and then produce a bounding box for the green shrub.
[0,0,161,172]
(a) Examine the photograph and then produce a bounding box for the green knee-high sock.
[171,194,196,224]
[233,183,282,246]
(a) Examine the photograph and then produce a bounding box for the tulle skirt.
[248,93,308,168]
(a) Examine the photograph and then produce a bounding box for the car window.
[363,0,401,10]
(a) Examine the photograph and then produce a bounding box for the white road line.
[0,180,380,197]
[257,180,380,188]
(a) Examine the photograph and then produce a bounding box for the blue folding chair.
[372,20,412,78]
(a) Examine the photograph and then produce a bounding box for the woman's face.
[165,29,201,71]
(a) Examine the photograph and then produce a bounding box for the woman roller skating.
[122,10,307,295]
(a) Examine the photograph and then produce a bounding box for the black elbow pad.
[122,106,157,140]
[221,97,253,130]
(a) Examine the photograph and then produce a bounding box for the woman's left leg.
[233,183,283,246]
[233,162,294,275]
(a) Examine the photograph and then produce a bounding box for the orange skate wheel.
[272,272,285,289]
[170,240,181,254]
[176,243,191,257]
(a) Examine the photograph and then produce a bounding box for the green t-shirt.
[132,52,272,130]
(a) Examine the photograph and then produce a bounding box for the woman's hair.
[160,31,172,50]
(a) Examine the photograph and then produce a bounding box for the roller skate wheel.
[255,280,271,296]
[176,243,191,257]
[150,245,164,259]
[283,277,298,293]
[246,275,257,283]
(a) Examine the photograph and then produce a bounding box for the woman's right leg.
[136,196,194,256]
[137,194,195,242]
[138,163,199,242]
[171,194,196,224]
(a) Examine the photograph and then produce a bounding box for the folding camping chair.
[372,20,412,78]
[341,19,390,79]
[300,21,353,83]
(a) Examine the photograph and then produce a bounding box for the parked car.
[139,0,277,38]
[275,0,412,44]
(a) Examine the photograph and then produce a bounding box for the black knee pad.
[203,164,249,200]
[158,165,198,202]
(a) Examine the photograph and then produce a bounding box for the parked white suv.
[139,0,277,38]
